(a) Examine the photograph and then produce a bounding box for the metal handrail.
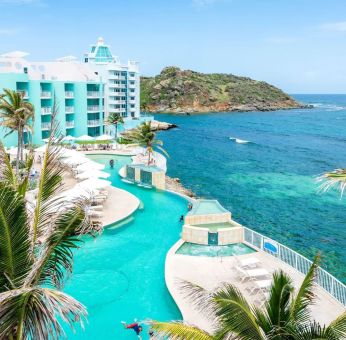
[243,226,346,306]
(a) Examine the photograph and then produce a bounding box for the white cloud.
[320,21,346,32]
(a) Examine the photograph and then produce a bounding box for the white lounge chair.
[239,257,261,269]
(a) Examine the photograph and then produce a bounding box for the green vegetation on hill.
[140,66,304,113]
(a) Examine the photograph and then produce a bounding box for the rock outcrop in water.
[141,66,306,114]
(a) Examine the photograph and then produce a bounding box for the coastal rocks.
[150,120,177,131]
[166,176,196,198]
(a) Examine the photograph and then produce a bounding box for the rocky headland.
[141,66,308,114]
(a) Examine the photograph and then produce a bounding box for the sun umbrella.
[76,135,95,142]
[95,134,113,141]
[76,170,110,180]
[61,156,89,166]
[76,161,105,172]
[62,135,77,142]
[77,178,111,190]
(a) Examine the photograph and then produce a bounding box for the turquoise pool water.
[176,242,255,257]
[187,199,229,215]
[63,154,187,339]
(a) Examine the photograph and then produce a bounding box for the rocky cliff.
[140,66,305,113]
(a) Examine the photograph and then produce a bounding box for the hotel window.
[130,89,135,92]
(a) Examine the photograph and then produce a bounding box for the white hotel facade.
[0,37,148,147]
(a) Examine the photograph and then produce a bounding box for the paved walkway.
[166,240,346,334]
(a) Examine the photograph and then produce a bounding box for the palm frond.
[0,183,32,292]
[323,311,346,339]
[151,321,214,340]
[0,142,17,187]
[265,270,293,328]
[316,169,346,197]
[212,283,265,340]
[290,254,320,323]
[0,287,87,340]
[26,200,88,288]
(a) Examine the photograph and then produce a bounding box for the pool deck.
[62,162,140,228]
[165,240,346,334]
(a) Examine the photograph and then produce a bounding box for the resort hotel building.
[0,37,148,147]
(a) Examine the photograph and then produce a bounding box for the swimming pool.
[176,242,255,257]
[63,154,187,339]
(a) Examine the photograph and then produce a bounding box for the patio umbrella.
[62,135,76,142]
[77,178,111,190]
[61,155,89,166]
[76,161,105,172]
[76,135,95,142]
[76,170,110,180]
[95,134,113,141]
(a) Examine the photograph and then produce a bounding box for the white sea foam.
[229,137,250,144]
[311,103,346,111]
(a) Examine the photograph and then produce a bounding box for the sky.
[0,0,346,93]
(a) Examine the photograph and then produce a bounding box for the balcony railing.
[41,122,51,130]
[87,119,100,127]
[65,106,74,113]
[65,91,74,98]
[87,91,100,98]
[109,83,126,89]
[41,107,52,115]
[18,90,28,98]
[87,105,100,112]
[66,121,75,128]
[243,227,346,306]
[40,91,51,98]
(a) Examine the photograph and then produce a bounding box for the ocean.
[156,94,346,283]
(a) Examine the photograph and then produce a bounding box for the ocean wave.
[311,103,346,111]
[229,137,251,144]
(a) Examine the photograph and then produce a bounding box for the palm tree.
[0,89,35,173]
[107,112,124,142]
[317,169,346,197]
[0,117,93,339]
[151,256,346,339]
[122,121,168,165]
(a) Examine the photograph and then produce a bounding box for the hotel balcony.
[65,106,74,113]
[109,99,126,105]
[109,83,126,89]
[65,91,74,98]
[87,91,100,98]
[129,100,136,104]
[41,107,52,115]
[40,91,51,98]
[41,122,51,130]
[87,119,101,127]
[66,120,75,128]
[87,105,100,112]
[129,84,136,89]
[18,90,29,99]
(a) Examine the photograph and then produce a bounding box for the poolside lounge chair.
[239,257,261,269]
[235,266,270,282]
[247,279,272,295]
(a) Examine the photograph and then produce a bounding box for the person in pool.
[109,159,114,169]
[121,320,143,338]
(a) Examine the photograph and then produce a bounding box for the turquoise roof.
[187,199,230,216]
[93,45,113,63]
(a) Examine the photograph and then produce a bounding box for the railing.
[87,119,100,127]
[40,91,51,98]
[87,105,100,112]
[65,106,74,113]
[243,227,346,306]
[41,107,52,115]
[66,121,74,128]
[65,91,74,98]
[87,91,100,98]
[41,122,51,130]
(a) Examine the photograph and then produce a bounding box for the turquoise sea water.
[64,155,186,339]
[156,94,346,283]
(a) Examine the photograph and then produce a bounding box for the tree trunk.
[16,129,21,174]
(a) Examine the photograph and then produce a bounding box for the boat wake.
[229,137,251,144]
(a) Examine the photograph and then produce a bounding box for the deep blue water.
[156,94,346,283]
